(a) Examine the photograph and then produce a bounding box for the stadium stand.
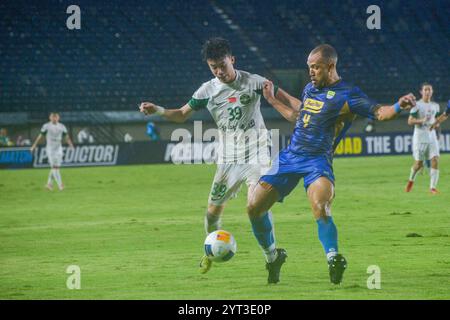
[0,0,448,114]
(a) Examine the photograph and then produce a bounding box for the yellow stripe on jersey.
[339,101,351,116]
[334,101,356,140]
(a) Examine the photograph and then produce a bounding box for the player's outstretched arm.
[262,81,300,123]
[139,102,194,123]
[375,93,416,121]
[275,88,302,112]
[407,115,426,126]
[30,134,43,152]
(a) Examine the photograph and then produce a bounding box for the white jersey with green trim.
[40,122,68,151]
[410,100,440,144]
[188,70,272,163]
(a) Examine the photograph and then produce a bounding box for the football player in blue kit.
[247,44,417,284]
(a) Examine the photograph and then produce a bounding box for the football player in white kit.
[31,113,74,191]
[405,83,441,194]
[139,38,300,278]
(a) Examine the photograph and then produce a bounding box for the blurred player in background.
[31,112,74,191]
[146,122,160,141]
[140,37,299,283]
[0,128,14,146]
[247,44,416,285]
[405,83,441,194]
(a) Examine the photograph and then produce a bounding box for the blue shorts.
[260,150,335,202]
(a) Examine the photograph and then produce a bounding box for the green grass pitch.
[1,155,449,299]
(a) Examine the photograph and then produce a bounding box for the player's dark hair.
[310,44,338,64]
[420,82,432,90]
[201,37,232,61]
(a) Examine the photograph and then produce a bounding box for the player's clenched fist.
[398,93,416,110]
[139,102,157,115]
[262,80,275,101]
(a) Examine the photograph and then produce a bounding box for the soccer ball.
[204,230,237,262]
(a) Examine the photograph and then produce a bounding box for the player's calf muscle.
[207,204,224,216]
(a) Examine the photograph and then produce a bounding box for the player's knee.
[247,183,273,217]
[246,202,257,217]
[311,199,328,217]
[431,157,439,166]
[246,200,263,218]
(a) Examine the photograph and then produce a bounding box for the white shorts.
[208,163,269,206]
[412,141,440,161]
[47,147,63,167]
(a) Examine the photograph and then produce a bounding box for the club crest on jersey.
[303,98,324,114]
[240,93,251,105]
[326,90,335,99]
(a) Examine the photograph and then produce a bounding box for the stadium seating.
[0,0,448,113]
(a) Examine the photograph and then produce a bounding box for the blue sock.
[317,216,338,261]
[250,211,277,262]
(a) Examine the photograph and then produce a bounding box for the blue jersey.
[446,100,450,115]
[287,80,378,159]
[261,80,379,199]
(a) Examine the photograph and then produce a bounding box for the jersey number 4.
[303,113,311,127]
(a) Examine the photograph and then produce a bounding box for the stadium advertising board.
[0,147,34,169]
[1,131,449,169]
[32,145,120,168]
[164,131,450,163]
[0,145,119,169]
[334,131,450,157]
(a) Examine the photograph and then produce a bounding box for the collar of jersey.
[217,70,241,89]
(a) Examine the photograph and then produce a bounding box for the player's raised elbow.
[289,98,302,112]
[287,110,300,123]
